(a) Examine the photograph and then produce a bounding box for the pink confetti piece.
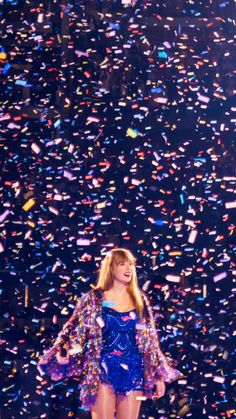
[96,316,105,328]
[166,275,181,283]
[197,93,210,103]
[225,201,236,209]
[213,272,227,282]
[188,229,198,244]
[76,239,91,246]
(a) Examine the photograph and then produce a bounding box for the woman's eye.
[120,263,134,266]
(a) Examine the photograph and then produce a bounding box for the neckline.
[96,289,136,313]
[102,305,136,314]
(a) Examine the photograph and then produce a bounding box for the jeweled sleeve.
[37,294,88,381]
[143,292,183,383]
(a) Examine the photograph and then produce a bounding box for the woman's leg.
[115,390,143,419]
[90,382,116,419]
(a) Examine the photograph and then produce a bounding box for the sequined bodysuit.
[99,305,144,397]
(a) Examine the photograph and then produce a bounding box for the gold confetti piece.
[24,285,29,308]
[168,251,182,256]
[126,128,138,138]
[0,52,7,59]
[27,220,35,228]
[177,404,190,416]
[97,201,106,209]
[23,198,36,212]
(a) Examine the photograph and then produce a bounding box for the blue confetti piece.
[102,301,116,308]
[54,119,61,128]
[109,23,120,30]
[3,63,11,75]
[158,51,168,59]
[194,158,206,162]
[180,194,185,204]
[151,87,163,94]
[155,219,164,226]
[15,80,32,87]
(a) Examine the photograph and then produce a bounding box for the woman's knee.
[116,390,143,419]
[90,383,116,419]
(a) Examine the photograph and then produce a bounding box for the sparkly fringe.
[37,289,183,409]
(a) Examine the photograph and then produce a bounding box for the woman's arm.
[142,291,183,383]
[37,294,88,380]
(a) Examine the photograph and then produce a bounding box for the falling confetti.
[0,0,235,418]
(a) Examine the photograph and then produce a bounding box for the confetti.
[166,275,181,283]
[213,272,228,282]
[0,0,235,417]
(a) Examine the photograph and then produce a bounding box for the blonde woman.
[38,248,182,419]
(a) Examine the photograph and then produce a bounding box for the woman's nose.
[124,263,131,268]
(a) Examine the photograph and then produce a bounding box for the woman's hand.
[38,343,71,366]
[55,343,70,365]
[38,355,48,365]
[153,379,166,399]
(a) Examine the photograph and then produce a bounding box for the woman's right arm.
[37,294,88,379]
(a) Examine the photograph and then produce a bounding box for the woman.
[38,248,183,419]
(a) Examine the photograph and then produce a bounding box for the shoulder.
[76,288,101,306]
[137,290,153,319]
[139,290,155,315]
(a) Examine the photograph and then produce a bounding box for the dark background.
[0,0,235,418]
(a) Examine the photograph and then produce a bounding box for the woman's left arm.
[143,292,184,385]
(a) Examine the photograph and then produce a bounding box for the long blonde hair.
[93,248,144,318]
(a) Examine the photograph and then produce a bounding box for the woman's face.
[112,258,135,284]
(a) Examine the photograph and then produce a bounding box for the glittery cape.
[37,288,183,408]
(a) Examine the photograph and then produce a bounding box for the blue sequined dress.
[99,305,145,398]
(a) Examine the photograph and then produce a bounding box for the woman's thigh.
[90,382,116,419]
[115,390,144,419]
